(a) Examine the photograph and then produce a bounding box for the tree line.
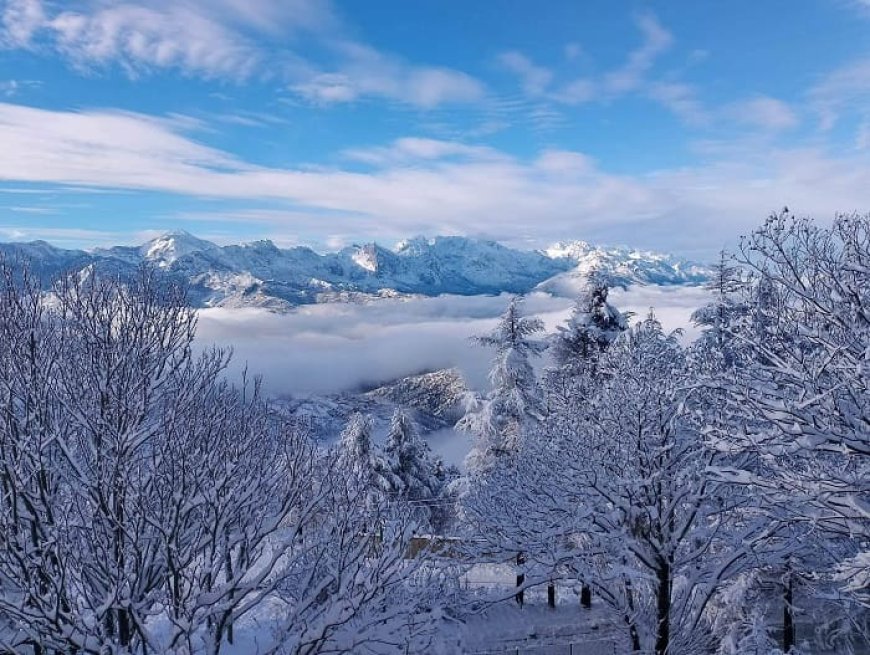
[459,210,870,654]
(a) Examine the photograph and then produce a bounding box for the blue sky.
[2,0,870,257]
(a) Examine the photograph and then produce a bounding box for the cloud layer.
[0,0,484,107]
[3,100,870,255]
[196,286,708,398]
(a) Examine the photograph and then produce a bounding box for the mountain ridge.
[0,231,713,309]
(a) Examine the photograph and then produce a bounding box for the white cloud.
[1,0,485,107]
[808,57,870,130]
[343,137,504,166]
[195,295,521,395]
[647,81,708,125]
[195,286,707,399]
[193,286,706,467]
[291,42,486,108]
[727,95,799,131]
[603,12,673,94]
[542,12,674,108]
[498,51,553,96]
[552,78,596,105]
[0,0,44,47]
[3,101,870,255]
[0,80,19,97]
[0,225,134,245]
[1,0,290,78]
[50,5,261,78]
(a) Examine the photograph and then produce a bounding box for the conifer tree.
[457,295,545,475]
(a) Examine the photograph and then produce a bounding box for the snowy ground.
[440,565,626,655]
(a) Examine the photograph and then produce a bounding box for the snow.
[139,230,219,267]
[1,231,712,310]
[3,212,870,654]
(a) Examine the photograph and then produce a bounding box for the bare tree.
[0,265,442,654]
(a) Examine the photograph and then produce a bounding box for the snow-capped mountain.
[0,231,712,309]
[538,241,711,296]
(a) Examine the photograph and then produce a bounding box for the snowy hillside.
[0,231,712,309]
[539,240,711,296]
[276,368,468,445]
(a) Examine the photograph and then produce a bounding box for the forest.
[0,210,867,654]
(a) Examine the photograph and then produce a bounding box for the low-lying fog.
[196,285,709,467]
[197,285,710,397]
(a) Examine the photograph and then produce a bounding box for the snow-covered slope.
[276,368,469,444]
[0,232,713,308]
[539,241,711,297]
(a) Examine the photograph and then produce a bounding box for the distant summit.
[0,232,712,310]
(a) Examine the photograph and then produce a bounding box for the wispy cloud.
[2,0,280,78]
[502,11,681,121]
[3,100,870,254]
[603,11,673,95]
[647,81,708,125]
[290,42,486,108]
[808,56,870,130]
[496,13,800,137]
[0,80,20,97]
[0,0,44,47]
[726,96,799,131]
[343,137,505,166]
[498,51,553,96]
[0,224,135,245]
[551,11,674,104]
[1,0,485,108]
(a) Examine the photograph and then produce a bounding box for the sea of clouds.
[196,285,711,398]
[195,284,710,466]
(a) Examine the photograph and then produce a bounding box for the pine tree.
[551,271,628,374]
[545,272,628,436]
[339,412,390,493]
[457,295,545,475]
[690,251,744,368]
[383,408,437,501]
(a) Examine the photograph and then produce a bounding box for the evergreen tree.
[551,271,628,374]
[690,251,745,368]
[456,295,545,475]
[339,412,391,493]
[384,408,437,501]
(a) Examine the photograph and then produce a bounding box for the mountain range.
[0,231,712,309]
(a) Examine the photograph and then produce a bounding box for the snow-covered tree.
[0,266,443,654]
[567,313,740,653]
[464,312,768,652]
[690,251,745,369]
[338,412,391,494]
[551,271,628,374]
[268,462,445,655]
[384,409,436,500]
[714,211,870,611]
[456,295,545,475]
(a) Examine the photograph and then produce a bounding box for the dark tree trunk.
[580,583,592,609]
[623,575,641,652]
[548,581,555,608]
[655,560,671,655]
[224,529,234,645]
[783,561,795,653]
[515,553,525,607]
[118,609,131,649]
